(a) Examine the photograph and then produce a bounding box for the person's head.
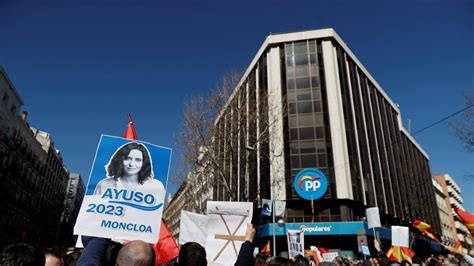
[178,242,207,266]
[255,253,268,266]
[107,142,153,184]
[116,240,155,266]
[266,256,296,266]
[44,249,64,266]
[293,255,309,266]
[0,243,45,266]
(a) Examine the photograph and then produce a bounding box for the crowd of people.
[0,224,472,266]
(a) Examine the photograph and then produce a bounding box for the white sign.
[361,244,370,256]
[392,226,409,247]
[322,252,339,261]
[261,199,272,217]
[274,200,286,217]
[179,210,208,247]
[206,201,253,266]
[366,207,381,229]
[74,135,171,243]
[287,229,305,259]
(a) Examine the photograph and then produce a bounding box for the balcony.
[455,221,469,234]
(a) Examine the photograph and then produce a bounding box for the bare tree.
[449,91,474,152]
[176,70,287,205]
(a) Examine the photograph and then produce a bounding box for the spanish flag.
[386,246,415,264]
[261,240,271,256]
[124,113,138,140]
[454,240,463,253]
[454,208,474,235]
[412,220,440,242]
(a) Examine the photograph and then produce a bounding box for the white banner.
[366,207,381,229]
[179,210,208,247]
[322,252,339,261]
[392,226,409,247]
[74,135,171,243]
[206,201,253,266]
[287,229,304,259]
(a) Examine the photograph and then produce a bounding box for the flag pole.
[272,199,276,257]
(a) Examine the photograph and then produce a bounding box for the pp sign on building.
[293,168,328,200]
[74,135,171,243]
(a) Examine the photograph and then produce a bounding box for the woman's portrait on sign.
[94,142,164,195]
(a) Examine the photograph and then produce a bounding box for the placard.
[206,201,253,265]
[287,229,305,259]
[179,210,208,247]
[391,226,409,247]
[366,207,381,229]
[74,135,171,243]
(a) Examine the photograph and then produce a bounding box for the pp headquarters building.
[207,28,440,256]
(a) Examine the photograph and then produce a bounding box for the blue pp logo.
[293,168,328,200]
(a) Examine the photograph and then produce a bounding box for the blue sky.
[1,0,473,212]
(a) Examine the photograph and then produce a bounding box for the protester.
[0,243,45,266]
[293,254,310,266]
[444,244,474,265]
[44,248,64,266]
[266,256,296,266]
[235,223,256,266]
[115,240,155,266]
[178,242,207,266]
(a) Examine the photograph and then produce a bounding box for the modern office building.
[204,28,440,255]
[0,66,72,247]
[434,174,472,254]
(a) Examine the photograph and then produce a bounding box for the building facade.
[432,177,457,245]
[188,29,442,255]
[0,66,72,247]
[434,174,472,254]
[58,173,85,247]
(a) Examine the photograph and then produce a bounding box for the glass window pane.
[315,114,323,124]
[287,67,295,79]
[287,91,295,102]
[290,128,298,140]
[301,155,317,168]
[312,89,321,100]
[298,114,314,127]
[313,101,322,113]
[310,54,317,64]
[318,154,327,167]
[309,41,316,54]
[287,79,295,90]
[297,101,312,114]
[285,44,293,55]
[289,116,298,127]
[289,103,296,114]
[290,143,299,154]
[296,90,311,101]
[296,77,310,89]
[299,127,315,140]
[291,156,300,168]
[294,42,307,55]
[295,66,309,77]
[286,56,294,67]
[295,54,308,66]
[300,141,316,153]
[311,77,320,88]
[310,65,318,77]
[315,126,324,139]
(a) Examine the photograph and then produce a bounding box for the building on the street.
[0,66,72,247]
[434,174,472,255]
[58,172,85,247]
[163,181,189,239]
[432,177,457,245]
[181,28,441,256]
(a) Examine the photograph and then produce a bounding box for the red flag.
[386,246,415,264]
[124,113,138,140]
[154,220,180,265]
[122,117,178,264]
[454,208,474,235]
